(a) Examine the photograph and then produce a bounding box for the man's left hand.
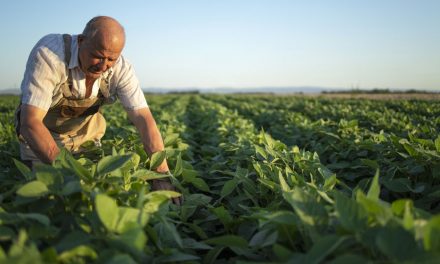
[151,178,182,206]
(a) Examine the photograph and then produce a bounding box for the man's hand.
[151,178,182,206]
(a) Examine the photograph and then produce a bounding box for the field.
[0,94,439,263]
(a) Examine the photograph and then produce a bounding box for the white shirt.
[20,34,148,111]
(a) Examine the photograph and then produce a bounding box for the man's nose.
[97,59,108,71]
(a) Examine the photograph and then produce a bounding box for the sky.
[0,0,439,91]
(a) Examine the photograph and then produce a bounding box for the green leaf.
[173,153,183,176]
[144,192,173,214]
[258,178,277,191]
[376,226,421,262]
[145,190,181,200]
[41,247,57,263]
[391,199,414,230]
[134,145,148,163]
[106,254,137,264]
[278,173,290,192]
[58,245,97,262]
[356,191,392,225]
[263,132,276,148]
[273,243,293,261]
[181,238,212,250]
[186,223,208,240]
[423,215,440,252]
[127,153,140,171]
[118,226,147,251]
[328,254,368,264]
[402,202,414,230]
[391,199,412,216]
[203,246,224,264]
[255,145,268,160]
[116,207,149,233]
[56,231,90,252]
[0,226,15,241]
[97,154,132,176]
[304,235,348,264]
[435,136,440,152]
[282,187,327,226]
[35,164,64,191]
[132,169,170,181]
[323,174,337,191]
[0,243,6,259]
[401,141,419,157]
[13,158,32,180]
[61,181,82,196]
[367,169,380,201]
[383,178,412,193]
[8,229,29,256]
[184,193,212,206]
[249,229,278,248]
[360,159,379,169]
[16,181,49,197]
[182,169,198,181]
[156,250,200,262]
[205,235,248,248]
[61,149,93,181]
[334,192,367,231]
[164,133,180,147]
[211,206,233,228]
[220,179,238,197]
[259,210,298,225]
[17,213,50,226]
[150,151,166,170]
[95,194,119,232]
[0,212,50,226]
[158,218,183,248]
[191,178,210,192]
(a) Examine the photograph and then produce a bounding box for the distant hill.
[143,86,330,94]
[0,89,20,95]
[322,88,439,94]
[142,87,439,94]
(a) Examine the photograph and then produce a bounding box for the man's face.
[77,34,124,79]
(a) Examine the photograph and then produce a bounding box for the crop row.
[206,95,440,213]
[0,95,439,263]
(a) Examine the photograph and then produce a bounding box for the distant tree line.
[167,90,200,94]
[322,89,438,94]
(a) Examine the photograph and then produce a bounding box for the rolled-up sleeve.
[113,56,148,111]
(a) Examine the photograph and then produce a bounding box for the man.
[16,16,180,204]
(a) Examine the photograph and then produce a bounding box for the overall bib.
[16,34,112,163]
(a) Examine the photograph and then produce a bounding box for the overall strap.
[62,34,73,98]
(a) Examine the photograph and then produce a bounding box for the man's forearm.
[128,107,180,204]
[128,108,169,173]
[21,121,60,163]
[141,124,165,155]
[20,105,60,164]
[138,116,169,172]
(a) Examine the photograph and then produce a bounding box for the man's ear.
[77,34,85,45]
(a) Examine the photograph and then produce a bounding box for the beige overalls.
[16,34,114,164]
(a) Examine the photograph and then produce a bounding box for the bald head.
[82,16,125,49]
[78,16,126,79]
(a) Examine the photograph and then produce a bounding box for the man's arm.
[20,105,60,164]
[127,107,169,172]
[127,107,181,205]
